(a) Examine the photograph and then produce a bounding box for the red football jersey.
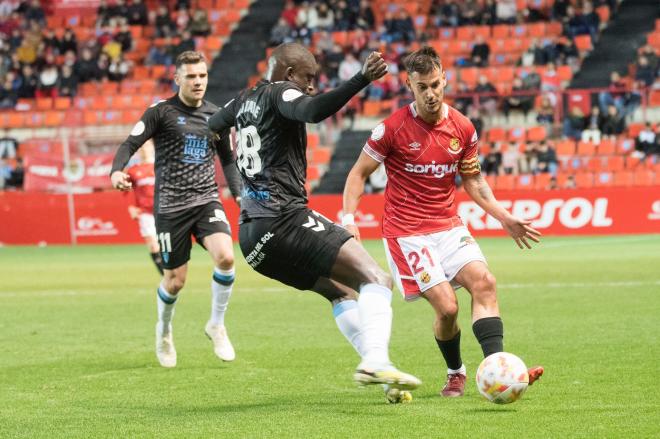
[364,103,480,238]
[126,162,155,212]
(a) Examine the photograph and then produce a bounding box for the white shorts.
[383,226,487,301]
[138,213,156,238]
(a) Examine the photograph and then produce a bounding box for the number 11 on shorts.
[158,232,172,252]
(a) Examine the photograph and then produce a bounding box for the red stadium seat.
[526,126,546,142]
[605,155,625,172]
[575,172,594,188]
[495,174,516,190]
[612,170,633,187]
[574,35,593,52]
[577,141,596,156]
[597,138,616,155]
[534,173,553,190]
[594,172,614,187]
[633,169,655,186]
[555,139,576,156]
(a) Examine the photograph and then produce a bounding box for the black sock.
[435,330,462,371]
[150,252,164,275]
[472,317,504,357]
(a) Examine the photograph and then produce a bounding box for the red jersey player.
[343,46,543,398]
[126,141,162,275]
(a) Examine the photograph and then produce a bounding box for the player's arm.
[342,151,381,241]
[276,52,387,124]
[110,107,159,191]
[213,128,242,205]
[208,99,236,133]
[462,172,541,249]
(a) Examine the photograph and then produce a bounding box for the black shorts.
[155,201,231,269]
[239,208,353,291]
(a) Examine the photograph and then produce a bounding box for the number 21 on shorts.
[407,246,434,274]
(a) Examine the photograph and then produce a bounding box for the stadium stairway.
[570,0,658,88]
[207,0,285,106]
[314,130,370,194]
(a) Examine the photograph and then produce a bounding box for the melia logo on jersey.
[182,134,208,164]
[460,197,613,230]
[404,162,458,179]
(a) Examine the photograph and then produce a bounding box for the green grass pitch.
[1,235,659,438]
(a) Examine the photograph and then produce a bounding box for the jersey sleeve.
[208,97,238,133]
[274,73,370,124]
[111,104,161,173]
[363,121,392,163]
[458,119,481,176]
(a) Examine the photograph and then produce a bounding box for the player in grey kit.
[111,51,242,368]
[209,43,421,401]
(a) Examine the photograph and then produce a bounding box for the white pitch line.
[536,236,660,248]
[2,281,659,298]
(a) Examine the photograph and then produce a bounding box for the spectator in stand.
[0,128,18,159]
[501,142,519,175]
[503,77,533,120]
[634,122,656,157]
[96,52,111,81]
[280,0,299,28]
[350,28,368,55]
[356,0,375,30]
[562,106,585,140]
[154,5,175,38]
[75,48,99,83]
[128,0,148,26]
[473,74,498,116]
[520,38,546,67]
[564,174,576,189]
[652,126,660,157]
[295,1,313,32]
[479,0,497,25]
[634,55,655,87]
[600,104,625,137]
[269,17,292,47]
[146,37,175,66]
[17,64,37,98]
[552,0,570,20]
[459,0,482,25]
[582,106,604,144]
[0,75,17,108]
[598,70,626,113]
[59,29,78,54]
[36,60,58,98]
[188,9,211,37]
[97,0,112,27]
[546,176,558,190]
[4,156,23,189]
[115,22,133,52]
[638,44,658,73]
[315,2,335,31]
[175,30,195,56]
[467,106,484,138]
[552,35,579,68]
[470,34,490,67]
[42,29,61,55]
[433,0,460,27]
[23,0,44,26]
[541,62,561,93]
[338,52,362,83]
[496,0,517,24]
[518,142,538,174]
[110,0,129,22]
[333,0,355,31]
[174,6,190,33]
[452,79,473,114]
[58,64,78,97]
[482,143,502,176]
[16,38,36,65]
[535,140,558,174]
[581,1,600,43]
[108,54,130,82]
[324,43,344,85]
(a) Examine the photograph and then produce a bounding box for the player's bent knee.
[438,301,459,320]
[215,254,234,269]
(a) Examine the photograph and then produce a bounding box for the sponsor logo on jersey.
[459,236,476,248]
[241,187,270,200]
[130,120,145,136]
[409,141,421,150]
[420,271,431,283]
[448,138,462,154]
[177,116,186,125]
[209,209,228,224]
[182,134,209,164]
[404,161,458,178]
[282,88,303,102]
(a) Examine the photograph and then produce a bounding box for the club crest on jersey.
[448,138,462,154]
[177,116,186,125]
[409,141,421,150]
[459,236,476,248]
[420,271,431,283]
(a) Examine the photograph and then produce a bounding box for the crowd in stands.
[0,0,217,110]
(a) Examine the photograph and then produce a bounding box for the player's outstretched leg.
[156,283,177,368]
[329,239,421,391]
[205,267,236,362]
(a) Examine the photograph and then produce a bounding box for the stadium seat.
[6,113,24,129]
[307,165,320,181]
[492,24,510,38]
[617,138,635,155]
[44,111,65,127]
[555,139,576,156]
[612,170,634,187]
[534,172,552,190]
[627,123,645,138]
[574,35,593,52]
[54,97,71,110]
[575,172,594,188]
[577,141,596,156]
[594,172,614,187]
[526,126,547,142]
[495,174,516,190]
[517,174,534,189]
[486,127,506,143]
[362,100,381,117]
[633,169,655,186]
[605,155,625,172]
[597,138,616,155]
[36,98,53,111]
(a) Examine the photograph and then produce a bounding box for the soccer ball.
[476,352,529,404]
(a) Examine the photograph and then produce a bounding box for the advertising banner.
[23,153,114,193]
[0,187,658,245]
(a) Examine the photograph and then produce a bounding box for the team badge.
[449,138,461,152]
[459,236,476,248]
[420,271,431,283]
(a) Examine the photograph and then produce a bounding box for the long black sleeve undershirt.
[214,129,242,199]
[111,141,140,174]
[277,72,370,124]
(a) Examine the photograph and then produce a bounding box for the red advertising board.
[0,187,658,245]
[23,153,115,193]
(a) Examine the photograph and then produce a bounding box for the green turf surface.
[1,235,659,438]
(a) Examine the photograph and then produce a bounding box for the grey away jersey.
[117,95,221,214]
[217,81,309,221]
